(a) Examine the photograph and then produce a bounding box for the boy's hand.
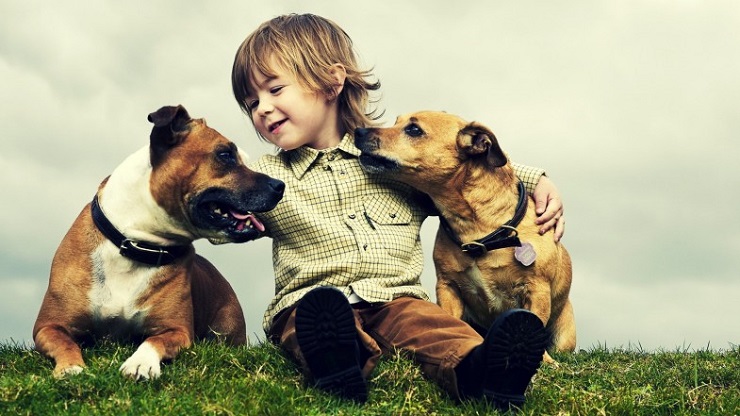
[532,176,565,242]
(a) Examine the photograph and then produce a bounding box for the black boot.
[456,309,549,410]
[295,287,368,402]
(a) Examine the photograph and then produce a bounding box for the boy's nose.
[257,100,274,117]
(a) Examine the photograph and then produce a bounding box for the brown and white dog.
[33,105,284,379]
[355,111,575,362]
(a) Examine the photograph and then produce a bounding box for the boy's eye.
[404,123,424,138]
[247,100,259,111]
[269,86,283,94]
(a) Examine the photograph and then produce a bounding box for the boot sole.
[295,287,367,402]
[482,309,549,409]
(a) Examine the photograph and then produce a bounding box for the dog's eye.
[404,123,424,138]
[216,148,238,166]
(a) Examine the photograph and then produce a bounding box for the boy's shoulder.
[249,152,290,174]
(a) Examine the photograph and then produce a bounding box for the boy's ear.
[327,63,347,100]
[457,122,508,167]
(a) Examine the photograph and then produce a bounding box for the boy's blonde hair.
[232,13,382,138]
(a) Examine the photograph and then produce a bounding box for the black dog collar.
[439,181,527,258]
[90,195,190,266]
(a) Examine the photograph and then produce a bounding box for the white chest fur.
[89,242,158,334]
[461,261,525,320]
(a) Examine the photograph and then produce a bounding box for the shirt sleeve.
[511,163,546,195]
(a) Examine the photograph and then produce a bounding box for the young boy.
[232,13,564,410]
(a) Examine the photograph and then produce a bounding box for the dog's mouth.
[206,202,265,233]
[191,189,271,243]
[358,153,401,174]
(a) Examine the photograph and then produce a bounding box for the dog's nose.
[354,127,371,139]
[268,178,285,195]
[354,128,376,150]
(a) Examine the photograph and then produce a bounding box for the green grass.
[1,340,738,415]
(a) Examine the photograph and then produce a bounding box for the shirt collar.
[286,133,362,179]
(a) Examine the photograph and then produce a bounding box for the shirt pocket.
[363,193,417,259]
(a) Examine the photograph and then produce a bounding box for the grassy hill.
[1,340,738,415]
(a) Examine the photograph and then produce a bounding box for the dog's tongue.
[231,210,265,232]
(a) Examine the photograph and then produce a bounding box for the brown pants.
[268,296,484,399]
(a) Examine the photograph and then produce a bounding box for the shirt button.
[327,153,336,161]
[348,214,356,219]
[389,213,397,219]
[323,165,331,171]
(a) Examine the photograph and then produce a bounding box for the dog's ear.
[458,122,507,168]
[148,105,192,166]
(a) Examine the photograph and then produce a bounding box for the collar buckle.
[461,241,487,258]
[119,239,169,266]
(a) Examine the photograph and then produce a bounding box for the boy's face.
[246,64,341,151]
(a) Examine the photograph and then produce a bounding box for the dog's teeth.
[235,219,253,232]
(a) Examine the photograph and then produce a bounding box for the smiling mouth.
[268,119,286,134]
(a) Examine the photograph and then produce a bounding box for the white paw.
[54,365,84,378]
[119,342,162,380]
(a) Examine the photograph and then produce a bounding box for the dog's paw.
[53,364,85,379]
[119,342,162,380]
[543,351,560,368]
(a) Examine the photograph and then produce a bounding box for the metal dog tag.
[514,242,537,266]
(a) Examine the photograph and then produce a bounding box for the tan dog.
[355,111,575,362]
[33,105,284,379]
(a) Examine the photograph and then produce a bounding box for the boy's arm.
[511,163,565,242]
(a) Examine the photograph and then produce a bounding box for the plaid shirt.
[251,134,544,333]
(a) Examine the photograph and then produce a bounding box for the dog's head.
[354,111,508,193]
[147,105,284,243]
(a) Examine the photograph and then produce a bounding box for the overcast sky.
[2,1,738,352]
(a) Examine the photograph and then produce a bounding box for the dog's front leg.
[525,280,558,364]
[119,328,192,380]
[435,279,466,319]
[34,325,86,378]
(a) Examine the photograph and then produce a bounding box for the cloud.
[572,263,740,351]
